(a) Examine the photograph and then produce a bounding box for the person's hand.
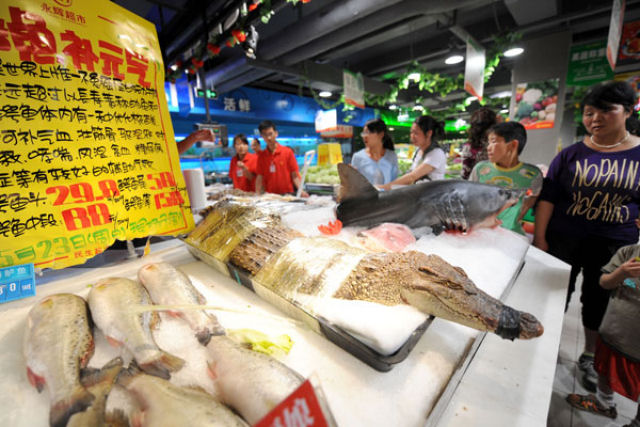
[377,183,391,191]
[532,237,548,252]
[620,257,640,280]
[299,190,310,198]
[191,129,216,144]
[237,161,245,169]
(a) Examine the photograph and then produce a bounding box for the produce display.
[22,262,305,427]
[305,164,340,185]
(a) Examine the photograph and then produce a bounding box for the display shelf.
[0,238,570,426]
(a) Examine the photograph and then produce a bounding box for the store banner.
[618,20,640,66]
[343,70,364,109]
[606,0,626,70]
[463,38,486,102]
[0,1,194,269]
[514,79,559,130]
[566,41,614,86]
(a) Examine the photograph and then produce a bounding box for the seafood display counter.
[0,235,570,426]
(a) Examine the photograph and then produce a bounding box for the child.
[469,122,542,235]
[566,242,640,424]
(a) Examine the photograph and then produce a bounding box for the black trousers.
[546,231,632,331]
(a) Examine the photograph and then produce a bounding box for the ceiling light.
[500,109,509,114]
[318,91,332,98]
[389,127,395,131]
[504,47,524,57]
[389,104,398,110]
[445,54,464,65]
[455,118,467,128]
[413,104,424,111]
[490,90,511,99]
[408,72,421,82]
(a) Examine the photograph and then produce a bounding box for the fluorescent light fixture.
[445,54,464,65]
[455,118,467,128]
[413,104,424,111]
[318,91,332,98]
[389,127,395,131]
[408,72,421,82]
[389,104,398,110]
[504,47,524,57]
[500,109,509,114]
[490,90,512,99]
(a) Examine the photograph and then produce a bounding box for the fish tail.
[138,351,185,379]
[105,408,130,427]
[196,322,226,346]
[81,357,123,388]
[49,386,95,427]
[115,360,143,387]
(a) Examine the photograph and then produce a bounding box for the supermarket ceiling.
[114,0,640,110]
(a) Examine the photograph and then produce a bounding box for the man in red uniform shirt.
[255,120,307,196]
[228,134,257,192]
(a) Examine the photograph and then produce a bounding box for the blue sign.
[0,264,35,303]
[166,80,376,127]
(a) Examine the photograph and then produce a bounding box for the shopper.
[351,118,398,185]
[228,134,257,192]
[378,115,446,190]
[251,137,262,154]
[533,81,640,392]
[468,122,542,235]
[177,128,216,154]
[255,120,307,196]
[461,107,499,180]
[566,243,640,423]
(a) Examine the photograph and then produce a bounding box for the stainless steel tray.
[183,240,433,372]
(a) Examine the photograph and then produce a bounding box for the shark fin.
[337,163,378,202]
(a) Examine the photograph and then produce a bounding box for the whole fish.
[67,357,128,427]
[88,277,184,379]
[206,335,304,425]
[117,364,248,427]
[23,293,95,427]
[138,262,225,345]
[335,163,523,233]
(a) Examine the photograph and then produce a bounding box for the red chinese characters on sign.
[255,380,329,427]
[1,6,150,87]
[61,30,98,72]
[7,6,56,64]
[99,40,125,80]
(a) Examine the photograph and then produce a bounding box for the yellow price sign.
[0,0,194,269]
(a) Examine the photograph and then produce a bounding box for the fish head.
[398,253,543,339]
[138,262,172,285]
[461,184,524,230]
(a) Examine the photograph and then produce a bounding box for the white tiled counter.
[0,240,570,427]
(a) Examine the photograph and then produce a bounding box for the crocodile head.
[398,253,544,340]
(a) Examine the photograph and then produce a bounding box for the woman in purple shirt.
[534,81,640,392]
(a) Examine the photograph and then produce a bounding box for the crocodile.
[190,201,543,340]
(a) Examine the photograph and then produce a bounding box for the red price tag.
[254,379,329,427]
